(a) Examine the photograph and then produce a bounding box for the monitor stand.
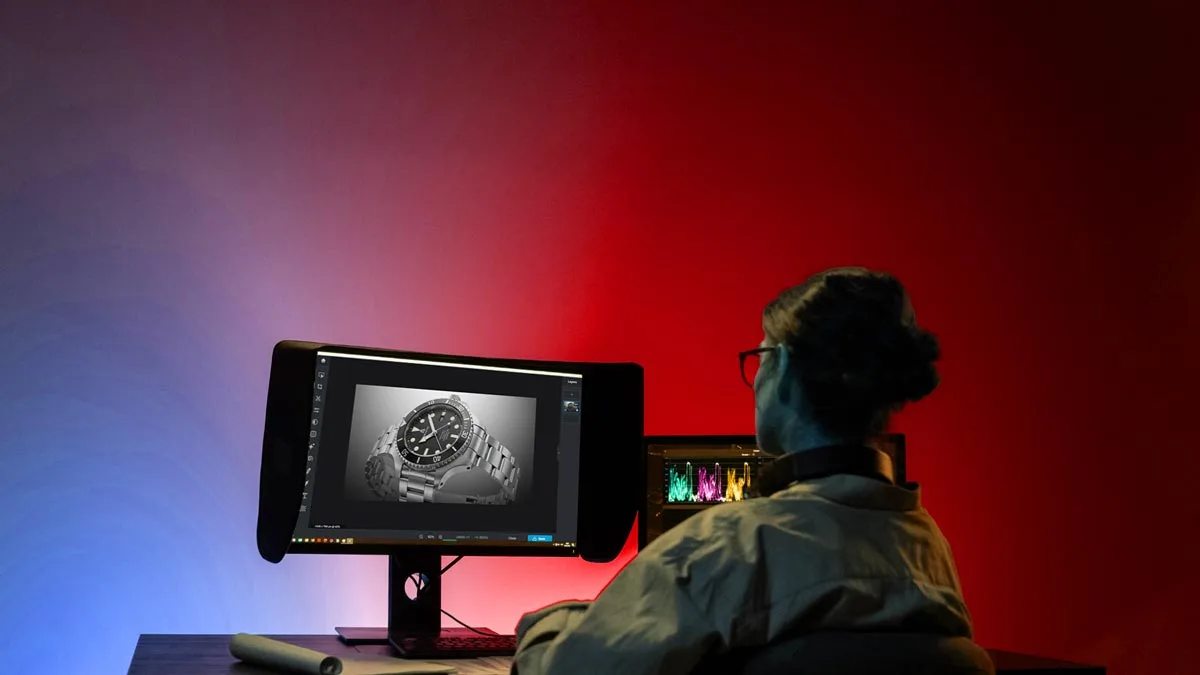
[335,552,515,658]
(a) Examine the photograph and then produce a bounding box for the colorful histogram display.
[665,460,759,503]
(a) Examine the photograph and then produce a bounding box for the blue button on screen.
[527,534,553,543]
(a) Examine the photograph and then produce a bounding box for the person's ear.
[772,345,794,406]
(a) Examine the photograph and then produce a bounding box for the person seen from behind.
[512,267,972,675]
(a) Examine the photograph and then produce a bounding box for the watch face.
[399,397,473,470]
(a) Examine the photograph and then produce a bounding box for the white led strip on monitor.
[316,351,583,379]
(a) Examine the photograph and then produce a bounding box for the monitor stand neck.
[334,552,499,650]
[388,550,447,640]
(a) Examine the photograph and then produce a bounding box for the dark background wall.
[0,2,1196,673]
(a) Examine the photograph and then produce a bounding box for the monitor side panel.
[576,363,644,563]
[258,340,322,563]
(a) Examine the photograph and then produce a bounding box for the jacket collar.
[773,474,921,512]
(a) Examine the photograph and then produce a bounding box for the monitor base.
[335,625,500,645]
[334,553,516,658]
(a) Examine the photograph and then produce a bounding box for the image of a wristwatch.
[364,394,520,504]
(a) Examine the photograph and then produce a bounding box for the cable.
[437,556,503,637]
[440,608,499,636]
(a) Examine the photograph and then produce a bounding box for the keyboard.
[392,633,517,658]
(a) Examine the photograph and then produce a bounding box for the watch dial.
[401,400,470,468]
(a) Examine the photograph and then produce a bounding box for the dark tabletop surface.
[128,634,1105,675]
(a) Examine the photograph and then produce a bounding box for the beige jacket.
[513,475,972,675]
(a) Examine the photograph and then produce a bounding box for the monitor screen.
[293,348,582,554]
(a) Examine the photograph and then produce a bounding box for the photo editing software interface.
[644,436,902,545]
[293,351,583,550]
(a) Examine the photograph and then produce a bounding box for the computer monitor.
[257,341,643,657]
[639,434,907,549]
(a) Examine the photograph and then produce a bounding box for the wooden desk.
[128,635,1105,674]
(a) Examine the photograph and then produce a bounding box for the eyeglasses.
[738,347,773,388]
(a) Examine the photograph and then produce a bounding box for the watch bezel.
[397,396,474,472]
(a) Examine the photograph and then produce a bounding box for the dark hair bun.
[763,268,941,437]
